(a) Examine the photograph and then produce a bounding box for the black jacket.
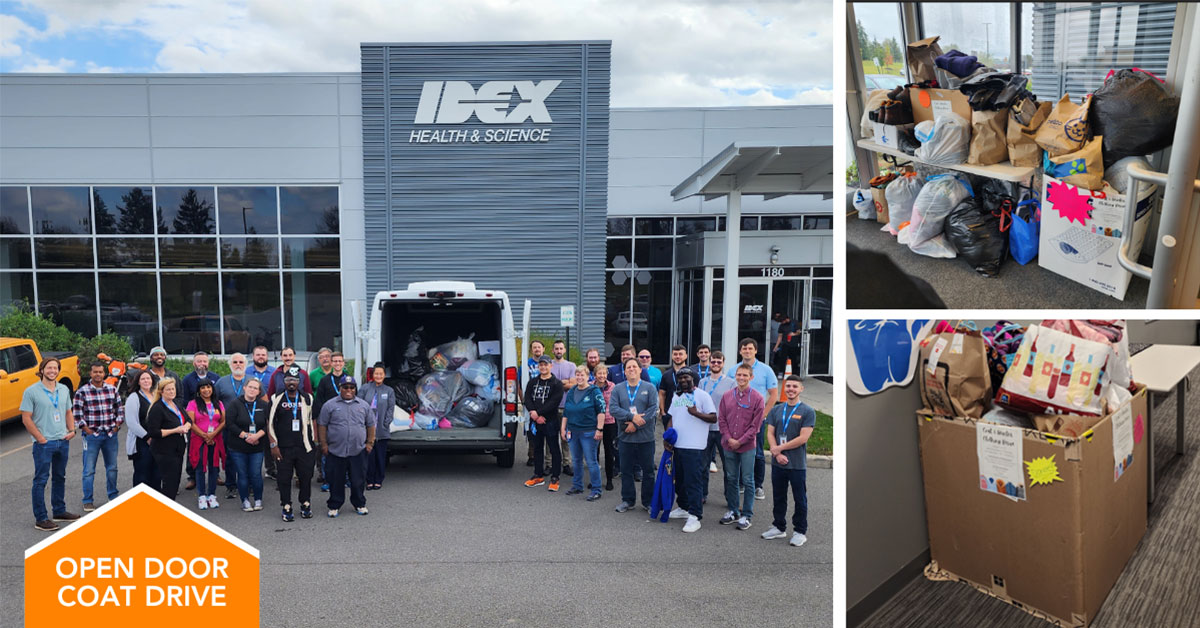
[523,375,564,422]
[313,371,346,420]
[146,399,188,457]
[224,396,269,454]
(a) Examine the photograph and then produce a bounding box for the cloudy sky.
[0,0,831,107]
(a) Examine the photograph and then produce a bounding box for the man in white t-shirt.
[663,369,717,533]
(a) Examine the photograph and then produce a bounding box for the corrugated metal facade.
[361,42,610,349]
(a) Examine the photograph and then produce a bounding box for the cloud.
[3,0,832,106]
[14,54,75,72]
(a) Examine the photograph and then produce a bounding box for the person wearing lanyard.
[247,346,277,480]
[216,352,250,500]
[21,357,81,531]
[124,369,161,490]
[657,345,690,425]
[145,378,192,501]
[691,344,713,381]
[225,378,268,512]
[698,350,734,478]
[663,369,717,533]
[358,363,393,490]
[186,380,226,511]
[592,364,617,492]
[761,376,816,548]
[610,357,660,514]
[562,363,607,501]
[716,363,765,531]
[72,361,124,512]
[267,366,317,522]
[739,337,779,501]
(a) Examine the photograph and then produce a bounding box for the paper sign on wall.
[931,99,953,120]
[977,423,1026,501]
[1112,402,1134,481]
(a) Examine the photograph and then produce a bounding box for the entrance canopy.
[670,141,833,370]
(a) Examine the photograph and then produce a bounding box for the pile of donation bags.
[861,35,1179,191]
[387,327,503,432]
[918,319,1137,437]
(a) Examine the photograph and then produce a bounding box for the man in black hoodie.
[522,356,564,492]
[312,352,347,489]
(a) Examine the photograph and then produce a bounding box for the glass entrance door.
[769,279,805,375]
[806,279,832,376]
[737,282,770,363]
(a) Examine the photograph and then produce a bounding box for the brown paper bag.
[1035,94,1092,157]
[1032,413,1104,438]
[967,109,1009,165]
[1045,135,1106,190]
[906,36,943,83]
[919,330,992,419]
[1007,100,1051,167]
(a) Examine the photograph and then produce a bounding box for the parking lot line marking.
[1,441,34,458]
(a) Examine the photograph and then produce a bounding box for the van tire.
[495,448,515,468]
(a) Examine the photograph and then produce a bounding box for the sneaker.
[548,478,560,492]
[668,507,689,520]
[253,500,263,511]
[682,515,701,533]
[207,495,219,509]
[242,500,253,512]
[790,532,808,547]
[755,487,765,500]
[709,462,718,473]
[615,501,633,513]
[562,464,574,476]
[82,503,96,512]
[226,488,238,499]
[265,471,277,481]
[526,458,534,467]
[761,526,787,540]
[587,491,602,502]
[34,519,59,531]
[300,502,313,519]
[524,476,546,488]
[565,487,584,496]
[719,511,736,525]
[327,508,339,518]
[198,496,208,511]
[52,512,81,521]
[736,517,752,531]
[321,483,330,492]
[282,505,294,522]
[605,480,614,491]
[356,507,369,516]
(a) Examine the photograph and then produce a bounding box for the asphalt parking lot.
[1,421,831,627]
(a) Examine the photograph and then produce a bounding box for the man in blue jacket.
[610,357,659,513]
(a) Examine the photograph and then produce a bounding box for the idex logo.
[415,80,562,124]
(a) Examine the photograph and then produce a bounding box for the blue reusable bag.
[1009,198,1040,265]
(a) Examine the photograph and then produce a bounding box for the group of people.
[21,346,391,531]
[520,337,814,546]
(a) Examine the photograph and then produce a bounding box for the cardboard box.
[871,187,889,224]
[912,88,972,125]
[1039,176,1155,300]
[918,386,1148,627]
[873,122,913,151]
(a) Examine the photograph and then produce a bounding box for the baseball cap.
[283,365,302,380]
[337,375,357,388]
[537,356,553,364]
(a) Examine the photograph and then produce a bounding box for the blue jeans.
[568,430,602,492]
[722,448,756,518]
[227,450,264,503]
[81,432,119,505]
[673,448,706,518]
[32,439,70,521]
[194,446,221,497]
[772,467,808,534]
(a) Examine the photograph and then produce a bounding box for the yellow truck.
[0,338,81,423]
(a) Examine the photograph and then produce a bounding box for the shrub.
[77,333,134,379]
[0,308,81,352]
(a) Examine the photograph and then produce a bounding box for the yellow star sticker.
[1025,455,1064,486]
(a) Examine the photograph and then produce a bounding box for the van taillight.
[504,366,517,414]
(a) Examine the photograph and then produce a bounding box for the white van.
[356,281,530,467]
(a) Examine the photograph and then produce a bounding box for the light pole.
[983,22,991,58]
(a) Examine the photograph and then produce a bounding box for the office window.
[221,272,282,353]
[219,186,278,235]
[31,187,91,234]
[37,272,97,336]
[1,272,34,311]
[631,270,672,360]
[221,238,279,269]
[34,238,93,269]
[1,186,30,234]
[97,239,156,268]
[157,187,216,235]
[922,3,1015,72]
[160,272,221,354]
[606,217,632,237]
[606,238,632,268]
[675,217,717,235]
[761,216,804,231]
[804,215,834,230]
[159,238,217,268]
[633,238,672,269]
[94,187,155,235]
[99,273,159,353]
[1,238,32,269]
[281,237,339,269]
[284,272,341,352]
[635,217,673,236]
[280,186,339,234]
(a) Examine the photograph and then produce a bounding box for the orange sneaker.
[547,479,560,492]
[524,476,546,487]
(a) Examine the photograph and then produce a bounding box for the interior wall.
[1127,320,1200,345]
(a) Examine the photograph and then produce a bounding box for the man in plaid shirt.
[73,362,124,511]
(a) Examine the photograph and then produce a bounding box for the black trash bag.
[958,72,1033,111]
[395,325,430,379]
[975,177,1015,212]
[1091,69,1180,166]
[944,197,1007,278]
[446,394,494,428]
[391,379,420,413]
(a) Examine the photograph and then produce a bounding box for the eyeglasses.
[638,355,651,359]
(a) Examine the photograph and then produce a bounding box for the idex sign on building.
[361,41,610,348]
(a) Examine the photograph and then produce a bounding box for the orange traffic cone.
[778,359,794,404]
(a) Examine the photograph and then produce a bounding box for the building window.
[159,237,218,268]
[1,272,34,311]
[219,187,278,235]
[761,216,803,231]
[221,272,282,352]
[633,237,673,269]
[31,187,91,235]
[160,272,221,354]
[606,217,631,236]
[1,238,32,269]
[93,187,154,235]
[157,187,216,235]
[635,217,673,236]
[221,237,279,269]
[803,215,833,230]
[36,272,97,336]
[99,272,160,353]
[284,272,341,352]
[97,238,156,268]
[280,186,339,235]
[281,237,339,269]
[1,186,30,234]
[34,238,93,269]
[675,217,716,235]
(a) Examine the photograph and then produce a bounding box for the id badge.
[292,419,301,432]
[53,413,62,423]
[207,425,214,434]
[779,436,788,445]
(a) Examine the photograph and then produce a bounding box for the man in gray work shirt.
[609,357,660,513]
[316,376,375,518]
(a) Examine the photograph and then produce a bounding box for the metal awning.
[670,142,834,202]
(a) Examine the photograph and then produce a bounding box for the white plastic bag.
[428,334,477,370]
[907,174,971,256]
[417,371,469,417]
[914,113,971,165]
[909,234,958,258]
[413,411,439,430]
[390,406,412,432]
[459,360,497,386]
[853,189,875,220]
[885,173,925,234]
[1103,156,1150,195]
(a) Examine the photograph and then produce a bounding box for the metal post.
[1177,380,1187,456]
[1147,6,1200,308]
[721,191,742,363]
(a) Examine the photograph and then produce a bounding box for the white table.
[1129,344,1200,502]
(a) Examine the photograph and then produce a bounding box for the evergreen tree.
[93,191,117,234]
[117,187,155,234]
[172,188,214,234]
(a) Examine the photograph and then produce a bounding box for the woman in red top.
[186,380,226,511]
